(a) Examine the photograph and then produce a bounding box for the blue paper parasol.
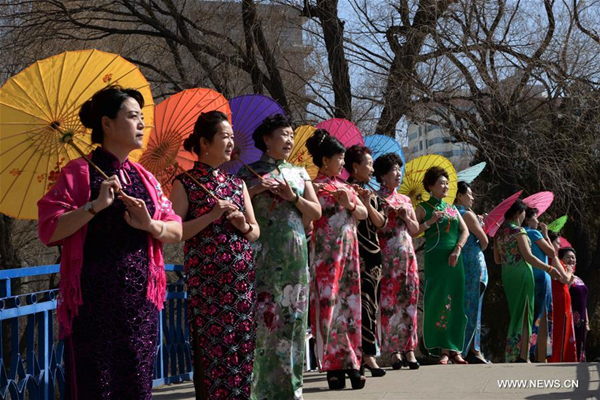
[220,94,285,174]
[457,162,487,184]
[364,134,405,190]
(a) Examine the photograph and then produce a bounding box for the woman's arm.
[516,234,561,280]
[239,182,260,242]
[413,205,444,236]
[448,213,470,267]
[364,195,386,228]
[463,211,488,251]
[170,180,237,241]
[493,239,502,264]
[49,175,121,243]
[401,205,420,235]
[295,180,322,222]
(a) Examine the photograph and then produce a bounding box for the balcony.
[0,264,191,399]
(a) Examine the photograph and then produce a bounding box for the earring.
[354,168,358,174]
[205,151,209,156]
[325,164,329,173]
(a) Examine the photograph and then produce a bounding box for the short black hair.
[522,207,539,226]
[79,85,145,144]
[504,198,527,220]
[422,166,449,192]
[252,114,293,152]
[305,129,345,167]
[183,111,229,156]
[344,145,371,174]
[558,247,576,259]
[373,153,403,184]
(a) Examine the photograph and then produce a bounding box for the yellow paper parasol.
[0,49,154,220]
[399,154,457,206]
[289,125,319,179]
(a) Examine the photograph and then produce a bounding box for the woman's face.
[457,187,474,208]
[323,152,345,177]
[561,250,576,266]
[552,238,561,253]
[201,121,235,164]
[351,153,373,183]
[103,97,145,151]
[381,163,402,190]
[264,126,294,160]
[526,212,539,229]
[429,175,449,199]
[516,210,526,225]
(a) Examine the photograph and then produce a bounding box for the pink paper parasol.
[315,118,365,179]
[523,191,554,216]
[485,191,523,237]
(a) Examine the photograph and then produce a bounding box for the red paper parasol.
[559,237,572,248]
[485,191,523,237]
[139,88,231,196]
[523,191,554,216]
[315,118,365,179]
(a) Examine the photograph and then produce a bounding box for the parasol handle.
[365,182,393,207]
[173,163,219,201]
[64,139,110,180]
[233,154,264,181]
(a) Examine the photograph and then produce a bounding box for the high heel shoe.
[345,368,366,390]
[363,362,386,377]
[438,352,450,365]
[391,353,402,370]
[449,351,468,364]
[402,351,420,370]
[326,370,346,390]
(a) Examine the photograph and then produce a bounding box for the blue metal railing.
[0,264,192,399]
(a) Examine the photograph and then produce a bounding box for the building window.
[419,141,423,151]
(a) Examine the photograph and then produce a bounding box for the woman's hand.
[251,179,280,196]
[429,210,445,225]
[539,222,548,237]
[120,192,152,231]
[272,178,296,202]
[93,175,122,211]
[336,188,353,210]
[209,200,239,220]
[397,204,410,221]
[357,187,372,205]
[226,210,248,231]
[548,267,562,281]
[448,247,461,267]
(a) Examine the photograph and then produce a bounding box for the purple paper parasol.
[220,94,285,174]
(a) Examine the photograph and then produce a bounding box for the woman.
[374,153,420,370]
[38,86,183,399]
[415,166,469,365]
[345,145,387,376]
[522,207,556,362]
[454,181,489,364]
[547,236,577,363]
[494,200,560,363]
[306,129,368,390]
[238,114,321,399]
[170,111,260,399]
[565,249,590,362]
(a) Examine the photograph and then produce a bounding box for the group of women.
[494,201,590,364]
[37,86,590,400]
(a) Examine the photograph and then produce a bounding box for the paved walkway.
[153,363,599,399]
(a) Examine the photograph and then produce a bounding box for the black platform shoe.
[403,351,420,370]
[345,368,366,390]
[363,362,386,377]
[391,353,402,370]
[327,370,346,390]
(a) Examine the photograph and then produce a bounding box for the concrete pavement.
[153,362,599,399]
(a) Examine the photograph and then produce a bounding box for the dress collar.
[261,154,286,167]
[93,147,131,170]
[194,161,221,176]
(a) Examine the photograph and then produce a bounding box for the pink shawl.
[37,156,181,339]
